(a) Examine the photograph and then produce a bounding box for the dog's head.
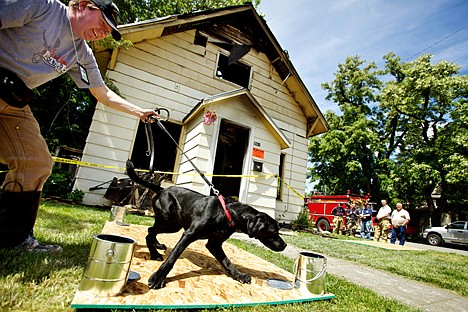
[246,213,287,252]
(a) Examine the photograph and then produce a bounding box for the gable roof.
[94,4,329,137]
[184,88,291,149]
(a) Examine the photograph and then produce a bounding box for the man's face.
[74,5,112,41]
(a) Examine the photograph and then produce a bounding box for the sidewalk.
[230,232,468,312]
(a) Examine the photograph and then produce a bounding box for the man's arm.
[89,85,157,122]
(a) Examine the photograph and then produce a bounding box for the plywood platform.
[71,222,334,310]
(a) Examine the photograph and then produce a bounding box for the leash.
[145,110,234,227]
[145,108,170,174]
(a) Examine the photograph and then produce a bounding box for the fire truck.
[305,191,373,232]
[305,191,417,237]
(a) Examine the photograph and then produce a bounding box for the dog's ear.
[247,215,268,238]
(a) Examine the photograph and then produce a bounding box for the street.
[405,241,468,256]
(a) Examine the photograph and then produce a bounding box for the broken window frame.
[215,52,253,89]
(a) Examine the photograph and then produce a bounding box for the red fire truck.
[305,191,417,237]
[305,191,373,233]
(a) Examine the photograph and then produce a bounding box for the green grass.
[0,201,459,311]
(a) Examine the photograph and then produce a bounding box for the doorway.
[212,119,250,200]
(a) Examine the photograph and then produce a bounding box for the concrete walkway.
[230,232,468,312]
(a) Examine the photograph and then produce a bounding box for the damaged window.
[277,153,285,200]
[215,53,251,89]
[130,121,182,181]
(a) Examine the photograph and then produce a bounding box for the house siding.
[75,29,309,222]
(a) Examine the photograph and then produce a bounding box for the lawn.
[1,201,464,311]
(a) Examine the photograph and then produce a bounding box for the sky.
[258,0,468,114]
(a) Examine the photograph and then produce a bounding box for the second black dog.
[126,160,287,289]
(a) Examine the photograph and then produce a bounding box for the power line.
[405,25,467,61]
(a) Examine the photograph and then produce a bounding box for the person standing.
[374,199,392,242]
[345,203,359,237]
[0,0,159,253]
[390,203,411,246]
[359,203,373,239]
[331,203,347,235]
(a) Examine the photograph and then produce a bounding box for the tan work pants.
[374,219,391,242]
[0,98,53,191]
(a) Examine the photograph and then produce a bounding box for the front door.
[212,119,249,200]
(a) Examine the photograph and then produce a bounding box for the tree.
[380,53,468,224]
[310,56,383,197]
[310,52,468,225]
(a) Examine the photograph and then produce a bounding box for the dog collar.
[218,195,235,227]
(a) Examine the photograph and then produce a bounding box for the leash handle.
[144,108,170,174]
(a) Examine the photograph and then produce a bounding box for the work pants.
[374,219,391,242]
[332,216,344,235]
[0,97,53,192]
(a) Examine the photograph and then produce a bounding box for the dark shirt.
[331,206,346,217]
[347,208,359,222]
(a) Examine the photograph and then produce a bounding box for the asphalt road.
[404,241,468,256]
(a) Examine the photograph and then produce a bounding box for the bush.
[43,167,84,203]
[291,206,313,229]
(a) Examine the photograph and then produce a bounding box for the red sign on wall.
[252,148,264,159]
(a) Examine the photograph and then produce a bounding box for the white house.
[73,4,328,222]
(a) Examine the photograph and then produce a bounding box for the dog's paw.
[233,272,251,284]
[150,253,164,261]
[148,272,166,289]
[156,243,167,250]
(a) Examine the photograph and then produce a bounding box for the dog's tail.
[126,160,163,194]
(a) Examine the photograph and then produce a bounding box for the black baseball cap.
[90,0,121,41]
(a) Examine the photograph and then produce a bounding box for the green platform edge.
[71,293,335,310]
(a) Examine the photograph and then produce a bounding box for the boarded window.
[215,53,251,88]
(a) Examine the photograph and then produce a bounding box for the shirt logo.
[32,31,69,74]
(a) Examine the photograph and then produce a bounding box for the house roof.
[184,88,291,149]
[95,4,329,137]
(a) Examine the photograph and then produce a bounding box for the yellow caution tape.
[278,176,305,200]
[51,157,276,178]
[1,157,305,199]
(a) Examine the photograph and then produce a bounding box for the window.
[130,121,182,181]
[277,153,286,200]
[215,53,252,88]
[448,222,466,230]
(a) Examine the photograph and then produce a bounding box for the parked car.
[423,221,468,246]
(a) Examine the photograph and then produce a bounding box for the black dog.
[126,160,286,289]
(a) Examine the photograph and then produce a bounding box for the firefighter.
[346,203,359,236]
[374,199,392,242]
[331,202,347,235]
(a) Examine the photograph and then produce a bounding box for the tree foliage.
[310,53,468,225]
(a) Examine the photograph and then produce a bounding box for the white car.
[423,221,468,246]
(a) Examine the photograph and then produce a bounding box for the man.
[390,203,411,246]
[345,203,359,237]
[0,0,158,253]
[374,199,392,242]
[359,203,373,239]
[331,203,347,235]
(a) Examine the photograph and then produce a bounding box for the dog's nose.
[263,237,287,252]
[275,240,287,251]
